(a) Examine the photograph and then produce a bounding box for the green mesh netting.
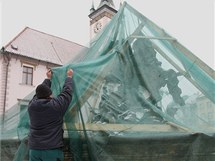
[1,2,215,161]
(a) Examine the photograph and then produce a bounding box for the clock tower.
[89,0,117,40]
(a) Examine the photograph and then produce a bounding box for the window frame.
[22,65,34,85]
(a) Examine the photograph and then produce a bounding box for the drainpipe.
[1,47,11,124]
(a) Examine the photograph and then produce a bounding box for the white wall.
[0,55,4,114]
[4,56,57,111]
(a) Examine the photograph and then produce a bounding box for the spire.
[90,0,95,13]
[98,0,115,9]
[120,0,123,6]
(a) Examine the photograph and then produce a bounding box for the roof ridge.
[4,26,87,65]
[4,26,87,49]
[27,27,87,48]
[4,27,29,48]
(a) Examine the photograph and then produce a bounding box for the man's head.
[36,84,52,99]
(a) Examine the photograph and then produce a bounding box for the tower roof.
[90,0,95,13]
[88,0,117,20]
[98,0,115,9]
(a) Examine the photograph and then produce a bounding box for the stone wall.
[1,132,215,161]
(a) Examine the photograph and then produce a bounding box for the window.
[22,66,33,85]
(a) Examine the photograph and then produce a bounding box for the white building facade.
[0,0,117,119]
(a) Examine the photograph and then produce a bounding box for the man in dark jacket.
[28,68,73,161]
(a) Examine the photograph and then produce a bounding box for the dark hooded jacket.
[28,77,73,150]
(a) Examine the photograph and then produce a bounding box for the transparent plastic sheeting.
[1,2,215,161]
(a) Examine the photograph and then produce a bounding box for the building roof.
[4,27,87,65]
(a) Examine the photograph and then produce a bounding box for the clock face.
[94,22,102,33]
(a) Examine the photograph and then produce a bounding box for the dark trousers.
[29,148,64,161]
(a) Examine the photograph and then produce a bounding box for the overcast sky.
[0,0,214,69]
